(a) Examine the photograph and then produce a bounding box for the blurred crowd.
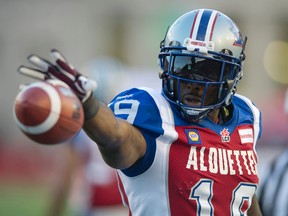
[0,1,288,215]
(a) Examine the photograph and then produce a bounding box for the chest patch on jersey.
[184,129,202,145]
[220,128,230,142]
[238,128,254,144]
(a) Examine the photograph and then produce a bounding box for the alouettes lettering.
[186,146,257,175]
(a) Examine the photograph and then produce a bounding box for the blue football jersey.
[108,87,262,216]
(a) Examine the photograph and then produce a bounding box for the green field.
[0,182,74,216]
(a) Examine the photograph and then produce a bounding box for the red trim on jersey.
[117,173,130,210]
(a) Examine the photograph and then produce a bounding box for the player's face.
[170,57,226,107]
[178,81,219,107]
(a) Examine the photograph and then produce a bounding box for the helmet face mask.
[158,9,246,122]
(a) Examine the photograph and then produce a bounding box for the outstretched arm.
[18,49,147,169]
[83,97,146,169]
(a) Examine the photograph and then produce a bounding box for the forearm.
[83,101,123,148]
[82,97,146,169]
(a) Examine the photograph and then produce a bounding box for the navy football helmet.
[158,9,247,122]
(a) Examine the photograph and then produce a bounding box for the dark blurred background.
[1,1,288,215]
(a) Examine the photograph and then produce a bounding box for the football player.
[18,9,263,216]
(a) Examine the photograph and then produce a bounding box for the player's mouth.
[183,94,202,106]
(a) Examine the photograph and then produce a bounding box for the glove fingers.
[84,79,98,91]
[28,54,55,72]
[19,49,97,102]
[77,76,98,91]
[28,53,75,83]
[50,49,79,78]
[50,49,67,62]
[17,66,49,80]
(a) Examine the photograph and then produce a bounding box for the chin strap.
[224,80,235,106]
[224,69,243,106]
[180,106,211,123]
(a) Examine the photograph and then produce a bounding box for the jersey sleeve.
[109,87,164,137]
[234,94,262,145]
[108,88,165,176]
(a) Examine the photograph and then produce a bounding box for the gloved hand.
[18,49,97,102]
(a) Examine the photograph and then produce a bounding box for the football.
[13,80,84,145]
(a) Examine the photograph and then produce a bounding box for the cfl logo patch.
[220,128,230,142]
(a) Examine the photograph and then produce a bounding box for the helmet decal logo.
[228,22,244,47]
[220,128,230,142]
[232,32,244,47]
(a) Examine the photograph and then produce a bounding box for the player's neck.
[208,106,232,125]
[208,109,220,123]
